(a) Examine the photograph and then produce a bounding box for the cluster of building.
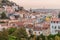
[0,0,60,36]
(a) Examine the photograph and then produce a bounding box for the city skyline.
[9,0,60,9]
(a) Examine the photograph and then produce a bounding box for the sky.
[9,0,60,9]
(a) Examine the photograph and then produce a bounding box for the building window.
[51,21,53,23]
[12,24,16,26]
[54,21,55,23]
[35,32,36,34]
[56,21,58,23]
[39,32,40,34]
[51,21,55,23]
[58,26,60,29]
[52,26,56,29]
[52,26,53,28]
[55,26,56,29]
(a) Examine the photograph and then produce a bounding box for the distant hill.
[31,9,60,13]
[0,0,17,6]
[0,0,25,11]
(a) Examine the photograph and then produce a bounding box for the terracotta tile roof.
[0,23,8,26]
[32,13,40,16]
[26,24,33,28]
[42,23,50,29]
[23,18,36,24]
[51,18,60,21]
[35,23,43,27]
[16,22,24,27]
[33,27,42,31]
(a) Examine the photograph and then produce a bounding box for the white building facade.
[50,18,60,35]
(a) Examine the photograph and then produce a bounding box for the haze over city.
[0,0,60,39]
[9,0,60,9]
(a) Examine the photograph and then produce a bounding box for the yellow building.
[45,16,51,21]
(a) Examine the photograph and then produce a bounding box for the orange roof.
[42,23,50,29]
[16,22,24,26]
[26,24,33,28]
[51,18,60,21]
[33,27,42,31]
[32,13,40,16]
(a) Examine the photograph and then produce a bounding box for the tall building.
[50,18,60,35]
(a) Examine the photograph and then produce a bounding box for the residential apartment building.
[50,18,60,34]
[42,22,50,36]
[33,26,42,36]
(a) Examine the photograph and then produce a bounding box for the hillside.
[0,0,24,11]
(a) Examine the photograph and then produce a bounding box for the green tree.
[8,27,17,35]
[0,12,8,19]
[45,36,48,40]
[2,28,9,40]
[0,31,3,40]
[39,38,42,40]
[9,35,16,40]
[48,34,55,40]
[55,35,59,40]
[56,33,60,37]
[40,34,45,40]
[50,38,53,40]
[12,27,28,40]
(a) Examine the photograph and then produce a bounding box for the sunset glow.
[9,0,60,9]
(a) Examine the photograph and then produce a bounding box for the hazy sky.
[9,0,60,9]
